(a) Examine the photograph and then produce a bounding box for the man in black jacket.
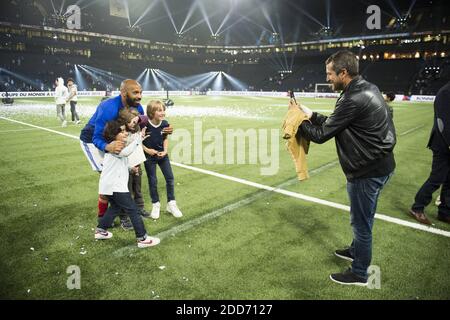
[297,50,396,286]
[409,82,450,225]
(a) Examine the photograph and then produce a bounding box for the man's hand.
[131,166,139,176]
[143,146,158,156]
[105,140,125,154]
[162,125,173,135]
[157,150,167,158]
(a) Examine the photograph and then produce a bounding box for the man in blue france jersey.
[79,79,172,222]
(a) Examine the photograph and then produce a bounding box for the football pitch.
[0,95,449,300]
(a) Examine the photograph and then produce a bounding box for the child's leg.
[133,165,145,209]
[98,195,108,217]
[112,192,147,239]
[97,195,120,230]
[144,159,160,203]
[158,156,175,202]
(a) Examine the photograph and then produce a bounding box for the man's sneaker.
[150,202,161,219]
[167,200,183,218]
[62,120,67,127]
[95,229,113,240]
[139,208,151,219]
[334,248,354,262]
[120,218,133,231]
[137,236,160,248]
[76,120,81,125]
[330,268,368,286]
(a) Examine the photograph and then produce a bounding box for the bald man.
[80,80,172,221]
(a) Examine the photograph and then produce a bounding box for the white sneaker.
[137,236,160,248]
[76,120,81,125]
[167,200,183,218]
[150,202,160,219]
[62,120,67,127]
[95,230,113,240]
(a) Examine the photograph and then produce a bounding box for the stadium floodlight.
[285,1,325,28]
[197,0,214,36]
[211,71,224,91]
[132,0,160,28]
[179,0,198,34]
[0,67,43,90]
[149,69,163,90]
[222,72,248,91]
[78,65,115,89]
[162,0,179,34]
[82,65,126,81]
[136,68,147,83]
[153,69,185,90]
[142,68,151,91]
[74,64,88,90]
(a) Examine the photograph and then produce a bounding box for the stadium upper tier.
[0,0,449,45]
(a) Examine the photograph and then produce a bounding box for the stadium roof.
[1,0,449,45]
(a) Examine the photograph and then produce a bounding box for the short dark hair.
[326,50,359,77]
[67,78,74,83]
[103,120,123,143]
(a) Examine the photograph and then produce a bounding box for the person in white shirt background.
[54,77,68,127]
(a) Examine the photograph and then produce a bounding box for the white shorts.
[80,140,104,172]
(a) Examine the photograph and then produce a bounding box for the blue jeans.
[346,173,393,279]
[144,155,175,203]
[97,192,147,239]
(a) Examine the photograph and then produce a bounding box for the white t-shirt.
[55,85,68,105]
[68,84,78,102]
[98,135,141,195]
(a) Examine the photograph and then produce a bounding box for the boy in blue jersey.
[79,80,172,225]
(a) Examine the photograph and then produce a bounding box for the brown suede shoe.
[437,215,450,224]
[408,209,432,225]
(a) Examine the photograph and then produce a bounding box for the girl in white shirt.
[95,119,160,248]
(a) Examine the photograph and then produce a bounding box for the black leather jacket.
[300,76,396,179]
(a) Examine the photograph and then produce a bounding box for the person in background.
[54,77,68,127]
[66,78,81,125]
[409,81,450,225]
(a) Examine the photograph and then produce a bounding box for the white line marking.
[113,160,340,256]
[1,116,449,239]
[0,126,65,133]
[399,125,425,136]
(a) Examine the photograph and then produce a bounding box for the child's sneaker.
[150,202,161,219]
[120,217,133,231]
[167,200,183,218]
[62,120,67,127]
[95,229,113,240]
[139,208,151,219]
[137,236,160,248]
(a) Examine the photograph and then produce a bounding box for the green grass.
[0,96,449,300]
